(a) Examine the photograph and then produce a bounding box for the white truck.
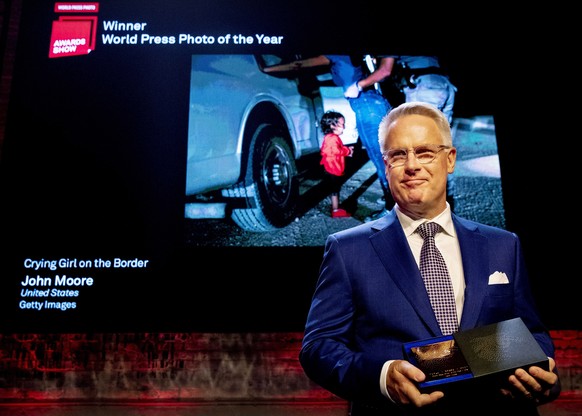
[184,54,358,232]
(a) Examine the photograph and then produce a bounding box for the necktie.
[417,222,458,335]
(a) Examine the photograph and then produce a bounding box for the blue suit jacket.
[299,209,556,414]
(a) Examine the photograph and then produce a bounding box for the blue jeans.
[404,74,456,124]
[348,90,391,193]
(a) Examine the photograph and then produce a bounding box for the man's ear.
[447,147,456,174]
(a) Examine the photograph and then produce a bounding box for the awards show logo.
[49,2,99,58]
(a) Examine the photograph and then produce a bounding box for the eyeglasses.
[383,144,451,168]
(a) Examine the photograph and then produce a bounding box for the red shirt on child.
[320,133,352,176]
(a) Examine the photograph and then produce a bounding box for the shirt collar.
[394,202,456,238]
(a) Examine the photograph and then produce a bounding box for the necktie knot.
[417,222,440,240]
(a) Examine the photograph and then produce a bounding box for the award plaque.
[403,318,549,392]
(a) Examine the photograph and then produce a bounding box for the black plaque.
[403,318,549,391]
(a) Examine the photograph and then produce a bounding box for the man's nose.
[403,150,421,167]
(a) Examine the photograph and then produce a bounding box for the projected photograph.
[183,54,504,247]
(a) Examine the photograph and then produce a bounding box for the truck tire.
[227,124,299,232]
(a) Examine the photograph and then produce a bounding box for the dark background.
[0,1,575,332]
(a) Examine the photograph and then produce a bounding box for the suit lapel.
[369,211,442,336]
[452,215,489,330]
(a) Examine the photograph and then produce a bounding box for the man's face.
[384,114,456,219]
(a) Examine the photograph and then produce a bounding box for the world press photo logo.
[49,2,99,58]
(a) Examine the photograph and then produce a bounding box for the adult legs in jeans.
[403,74,456,124]
[348,91,394,211]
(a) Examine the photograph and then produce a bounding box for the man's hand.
[386,360,444,408]
[501,357,560,403]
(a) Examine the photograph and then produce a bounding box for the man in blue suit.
[299,101,560,415]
